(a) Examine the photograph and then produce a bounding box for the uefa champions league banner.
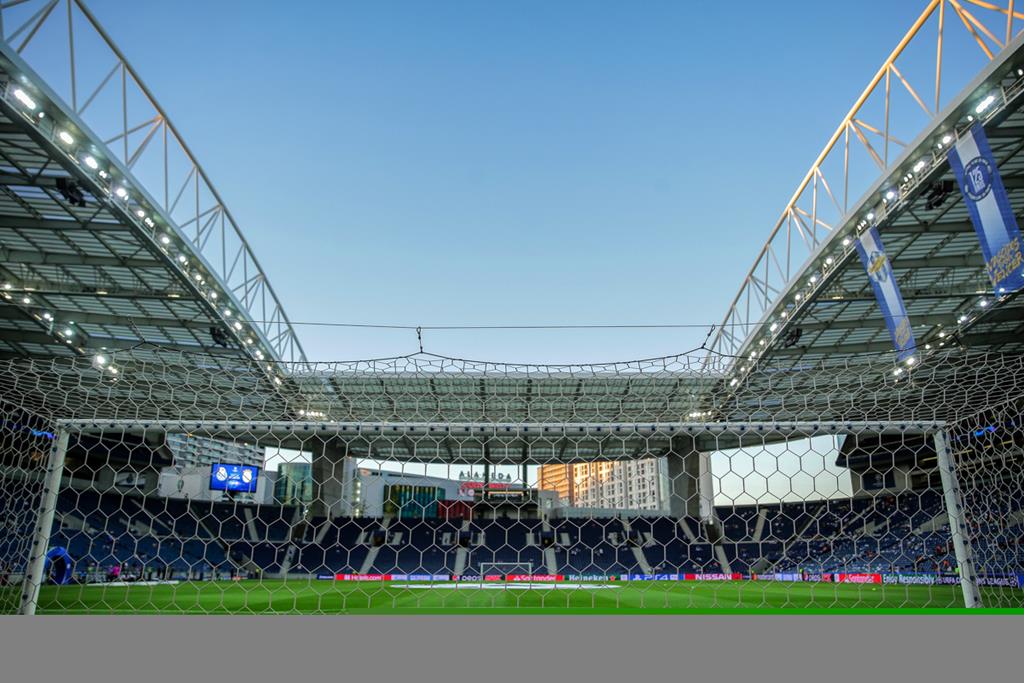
[855,226,916,361]
[949,123,1024,294]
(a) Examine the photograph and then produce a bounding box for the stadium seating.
[1,484,1020,583]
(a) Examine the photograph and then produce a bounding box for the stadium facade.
[540,460,670,512]
[275,462,314,507]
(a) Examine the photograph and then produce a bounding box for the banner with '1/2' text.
[948,123,1024,295]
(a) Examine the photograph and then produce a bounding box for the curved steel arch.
[0,0,306,363]
[708,0,1024,368]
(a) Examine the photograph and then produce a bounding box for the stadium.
[3,0,1024,615]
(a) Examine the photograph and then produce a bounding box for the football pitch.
[9,580,1021,614]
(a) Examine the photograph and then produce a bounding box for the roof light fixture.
[13,88,36,110]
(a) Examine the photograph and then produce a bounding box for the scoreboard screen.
[209,463,259,493]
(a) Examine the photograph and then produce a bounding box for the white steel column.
[19,430,69,615]
[698,450,715,524]
[934,430,982,609]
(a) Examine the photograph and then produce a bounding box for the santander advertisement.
[835,573,882,584]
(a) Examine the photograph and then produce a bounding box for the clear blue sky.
[83,0,968,364]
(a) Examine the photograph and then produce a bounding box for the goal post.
[479,562,536,579]
[18,430,69,615]
[933,430,983,608]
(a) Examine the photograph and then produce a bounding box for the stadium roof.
[739,86,1024,372]
[712,3,1024,383]
[0,97,241,361]
[0,1,305,372]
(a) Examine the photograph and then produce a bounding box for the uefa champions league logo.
[964,156,994,201]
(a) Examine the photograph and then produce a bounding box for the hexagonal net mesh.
[1,347,1023,613]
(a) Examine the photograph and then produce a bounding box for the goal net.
[1,347,1022,613]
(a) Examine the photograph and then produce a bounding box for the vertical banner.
[855,226,916,361]
[948,123,1024,294]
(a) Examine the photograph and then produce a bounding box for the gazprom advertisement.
[209,463,259,493]
[949,123,1024,295]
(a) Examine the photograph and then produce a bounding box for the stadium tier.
[1,481,1016,585]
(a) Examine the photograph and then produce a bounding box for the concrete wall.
[665,435,714,521]
[850,464,917,497]
[355,470,467,517]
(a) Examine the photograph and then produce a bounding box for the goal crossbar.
[55,419,947,438]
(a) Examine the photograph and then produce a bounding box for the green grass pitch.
[8,579,1021,614]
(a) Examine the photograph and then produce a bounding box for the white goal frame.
[479,562,536,578]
